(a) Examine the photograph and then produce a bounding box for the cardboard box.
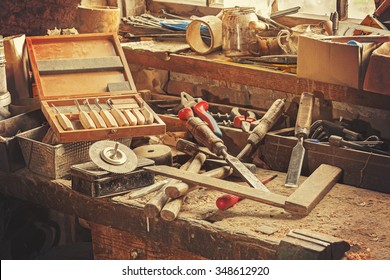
[297,35,378,89]
[363,42,390,95]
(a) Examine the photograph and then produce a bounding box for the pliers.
[179,92,223,138]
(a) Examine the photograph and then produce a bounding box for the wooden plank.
[37,57,124,75]
[144,166,288,209]
[284,164,342,215]
[123,49,390,111]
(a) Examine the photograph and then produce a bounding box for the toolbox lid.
[26,33,138,100]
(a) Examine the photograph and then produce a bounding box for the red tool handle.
[216,174,277,210]
[193,101,223,138]
[178,107,194,120]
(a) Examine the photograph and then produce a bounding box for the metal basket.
[17,124,132,179]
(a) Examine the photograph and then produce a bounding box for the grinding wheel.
[89,140,138,174]
[133,144,173,166]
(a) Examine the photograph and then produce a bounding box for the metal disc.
[89,140,138,174]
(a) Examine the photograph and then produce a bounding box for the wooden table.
[1,166,389,260]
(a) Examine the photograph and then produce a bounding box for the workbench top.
[1,167,389,259]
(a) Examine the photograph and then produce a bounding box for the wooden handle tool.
[132,108,146,125]
[123,109,138,126]
[95,98,118,127]
[144,159,193,219]
[285,92,314,188]
[51,104,73,131]
[140,102,154,124]
[165,152,207,198]
[107,99,129,127]
[84,99,107,128]
[75,100,96,129]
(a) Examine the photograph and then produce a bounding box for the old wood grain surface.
[1,166,390,259]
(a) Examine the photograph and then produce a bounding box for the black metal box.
[71,157,155,197]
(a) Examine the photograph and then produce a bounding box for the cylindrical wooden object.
[77,5,120,34]
[186,16,222,55]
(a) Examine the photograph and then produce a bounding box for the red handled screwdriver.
[216,174,278,210]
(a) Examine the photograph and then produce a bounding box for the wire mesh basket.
[17,124,132,179]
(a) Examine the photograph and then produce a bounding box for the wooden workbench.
[1,165,389,260]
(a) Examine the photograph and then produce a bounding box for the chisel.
[74,100,96,129]
[132,108,146,125]
[107,99,129,127]
[95,98,118,128]
[51,104,73,131]
[84,99,107,128]
[179,107,269,192]
[285,92,314,188]
[122,109,138,126]
[140,102,154,124]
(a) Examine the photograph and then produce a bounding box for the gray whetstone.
[37,56,124,74]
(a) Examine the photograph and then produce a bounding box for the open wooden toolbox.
[26,33,165,143]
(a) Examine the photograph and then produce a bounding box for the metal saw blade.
[89,140,138,174]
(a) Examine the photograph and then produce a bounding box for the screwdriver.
[84,99,107,128]
[74,100,96,129]
[216,174,278,210]
[51,104,73,131]
[178,107,269,192]
[95,98,118,127]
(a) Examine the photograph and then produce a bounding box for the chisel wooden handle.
[107,99,129,127]
[75,100,96,129]
[144,158,193,218]
[295,92,314,138]
[140,105,154,124]
[51,104,73,131]
[95,98,118,127]
[84,99,107,128]
[132,108,146,125]
[160,197,184,221]
[123,109,137,126]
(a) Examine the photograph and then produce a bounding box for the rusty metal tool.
[84,99,107,128]
[285,92,314,188]
[328,135,390,156]
[179,110,269,192]
[51,104,73,131]
[75,100,96,129]
[95,98,118,127]
[89,140,138,174]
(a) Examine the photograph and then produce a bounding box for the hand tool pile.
[51,97,154,131]
[130,98,288,221]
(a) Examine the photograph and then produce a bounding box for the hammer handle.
[165,152,207,198]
